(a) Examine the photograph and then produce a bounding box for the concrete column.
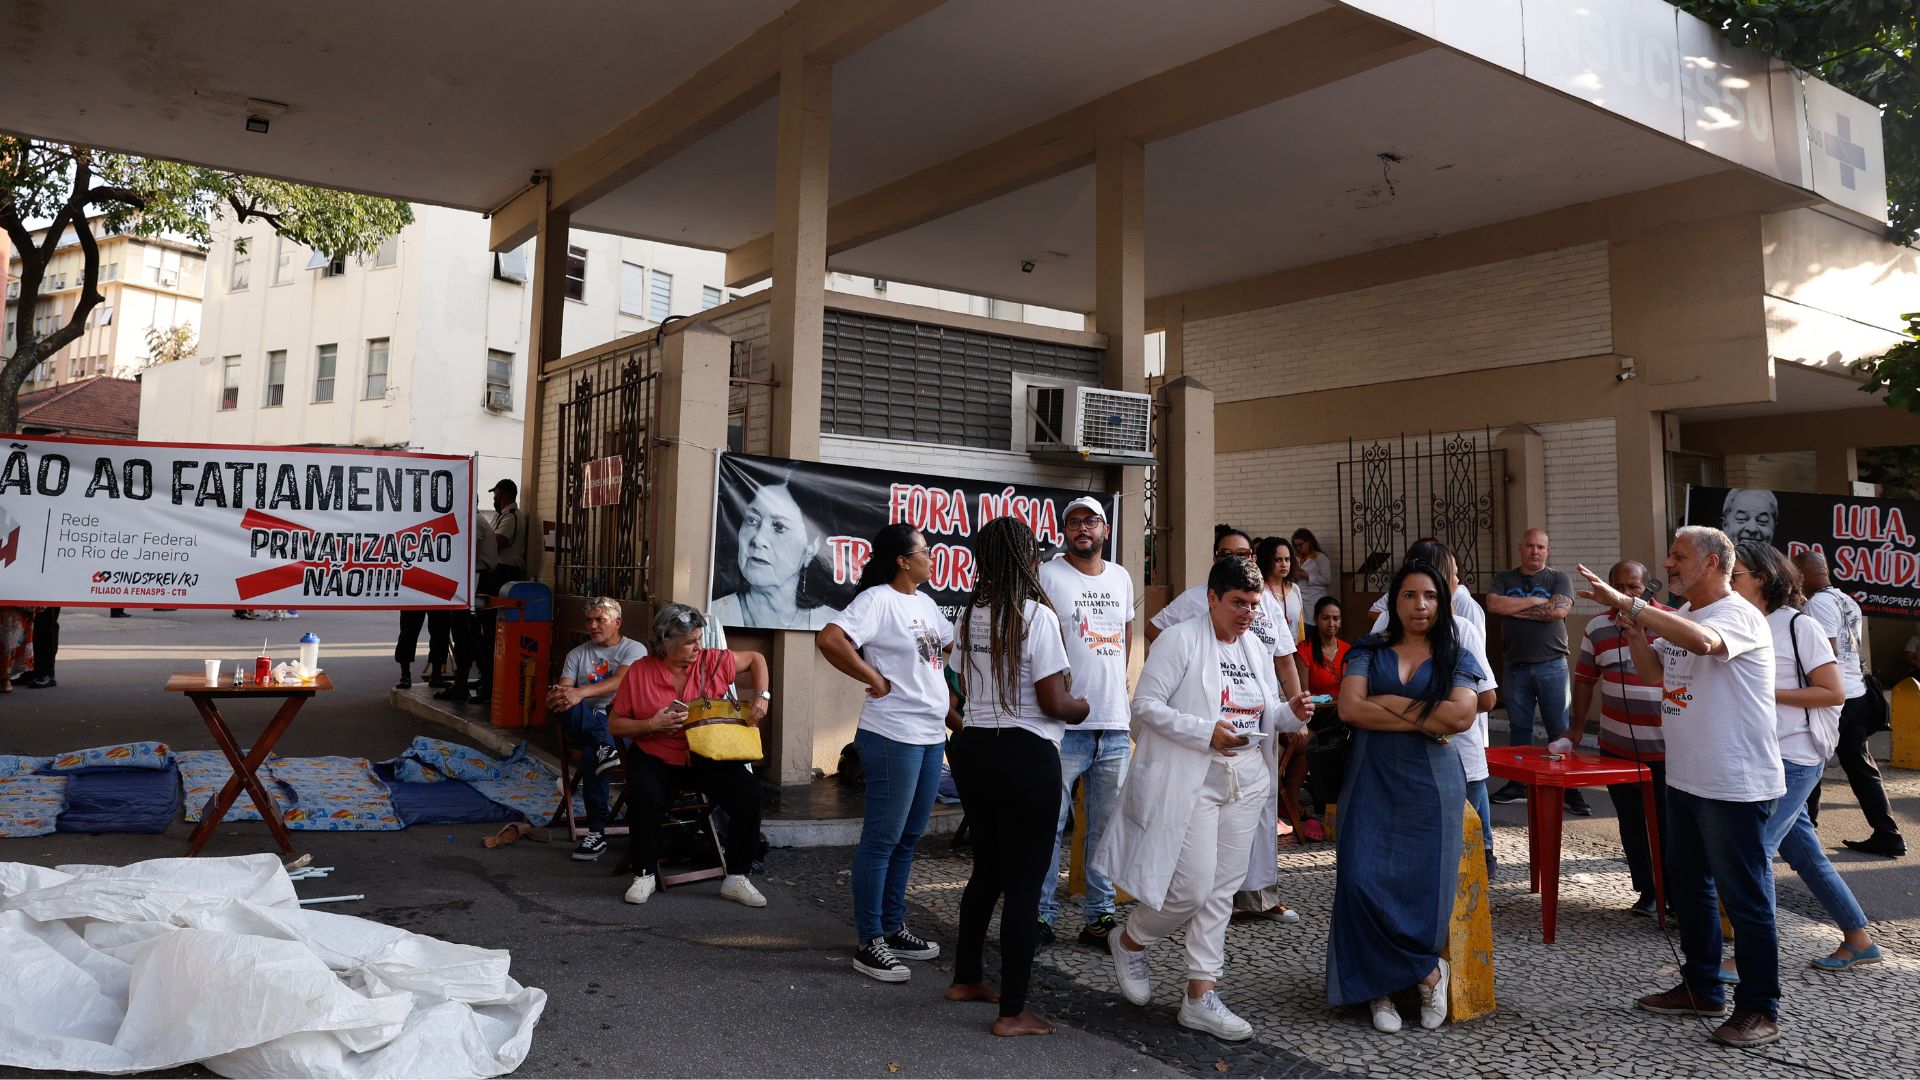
[518,194,569,584]
[1815,441,1859,495]
[653,323,732,606]
[1163,375,1215,592]
[1494,423,1547,543]
[766,35,833,786]
[1095,123,1147,655]
[1615,408,1674,569]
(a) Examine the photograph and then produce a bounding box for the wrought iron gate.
[1336,430,1507,596]
[553,351,660,601]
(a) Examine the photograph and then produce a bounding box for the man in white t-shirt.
[1795,550,1904,858]
[1035,496,1136,948]
[544,597,647,862]
[1577,526,1784,1050]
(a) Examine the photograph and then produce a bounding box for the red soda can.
[255,653,272,684]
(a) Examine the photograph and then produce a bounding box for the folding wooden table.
[1485,745,1665,944]
[165,673,333,855]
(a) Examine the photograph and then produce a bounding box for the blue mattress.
[56,765,182,835]
[371,762,520,827]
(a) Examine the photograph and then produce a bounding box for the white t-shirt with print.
[829,585,955,746]
[1154,584,1297,659]
[952,599,1074,744]
[1368,607,1497,781]
[1216,639,1267,755]
[1267,584,1304,643]
[1655,594,1784,802]
[1037,557,1134,731]
[1803,587,1867,699]
[1766,606,1842,768]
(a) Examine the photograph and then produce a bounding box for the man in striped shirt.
[1570,559,1669,917]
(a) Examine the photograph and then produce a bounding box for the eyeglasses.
[1064,519,1104,532]
[1215,549,1253,560]
[902,547,930,557]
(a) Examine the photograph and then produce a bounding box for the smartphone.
[669,699,690,712]
[1309,694,1334,706]
[1237,731,1270,741]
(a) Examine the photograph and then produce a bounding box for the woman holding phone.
[1095,555,1309,1042]
[818,525,954,983]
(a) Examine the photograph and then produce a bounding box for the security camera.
[1020,260,1036,273]
[1615,370,1637,382]
[1615,356,1637,382]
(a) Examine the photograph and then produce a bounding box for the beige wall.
[1762,208,1920,373]
[8,232,205,390]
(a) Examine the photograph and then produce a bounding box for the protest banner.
[709,452,1113,630]
[1687,484,1920,620]
[0,435,474,609]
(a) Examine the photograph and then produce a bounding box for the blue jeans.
[1769,761,1868,933]
[1503,658,1569,746]
[852,729,945,944]
[560,702,614,831]
[1038,728,1131,923]
[1666,788,1780,1019]
[1464,779,1493,852]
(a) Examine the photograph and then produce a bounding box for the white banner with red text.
[0,435,474,609]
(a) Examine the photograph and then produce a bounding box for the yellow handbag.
[683,698,764,762]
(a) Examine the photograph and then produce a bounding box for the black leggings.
[625,748,762,876]
[949,725,1062,1018]
[394,610,451,668]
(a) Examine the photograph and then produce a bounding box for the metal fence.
[553,347,661,602]
[1337,430,1507,596]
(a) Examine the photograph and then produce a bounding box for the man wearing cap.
[1034,496,1135,949]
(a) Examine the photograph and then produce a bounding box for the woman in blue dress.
[1327,560,1485,1033]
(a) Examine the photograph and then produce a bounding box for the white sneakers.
[1107,925,1153,1006]
[1370,998,1402,1033]
[1179,990,1253,1042]
[623,873,656,904]
[719,875,767,908]
[624,871,768,907]
[1419,958,1449,1029]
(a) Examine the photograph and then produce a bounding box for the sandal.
[1811,942,1883,972]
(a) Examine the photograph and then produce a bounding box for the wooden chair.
[551,723,725,888]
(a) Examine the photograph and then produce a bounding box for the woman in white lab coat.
[1093,556,1310,1042]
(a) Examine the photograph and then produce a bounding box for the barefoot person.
[1097,555,1309,1043]
[945,518,1090,1036]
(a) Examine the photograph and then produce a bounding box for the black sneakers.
[1490,781,1528,804]
[571,831,608,861]
[592,744,622,776]
[854,937,910,982]
[1078,912,1119,947]
[1630,891,1660,918]
[1565,789,1593,817]
[1035,918,1057,948]
[1843,833,1908,859]
[885,926,940,960]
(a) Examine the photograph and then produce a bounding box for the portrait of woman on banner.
[710,475,844,630]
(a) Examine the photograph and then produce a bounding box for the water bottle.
[299,632,320,674]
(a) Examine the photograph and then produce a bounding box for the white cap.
[1062,496,1107,522]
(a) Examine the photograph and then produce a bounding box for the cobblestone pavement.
[779,770,1920,1079]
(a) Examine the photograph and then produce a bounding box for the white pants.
[1125,752,1271,981]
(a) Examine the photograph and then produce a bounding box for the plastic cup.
[203,659,221,685]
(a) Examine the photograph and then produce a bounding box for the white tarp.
[0,853,544,1077]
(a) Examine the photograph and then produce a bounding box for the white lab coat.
[1093,616,1303,910]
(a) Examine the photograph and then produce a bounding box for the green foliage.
[1,138,411,431]
[1852,311,1920,411]
[142,323,198,368]
[1859,442,1920,498]
[1674,0,1918,244]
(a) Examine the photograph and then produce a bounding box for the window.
[307,250,346,276]
[987,298,1025,322]
[96,304,113,327]
[144,245,182,287]
[485,349,513,410]
[229,245,250,291]
[314,344,337,402]
[49,273,67,291]
[619,262,647,316]
[371,235,399,268]
[4,281,17,300]
[102,262,119,282]
[565,244,588,302]
[264,350,286,407]
[273,237,295,285]
[364,338,389,399]
[648,269,672,321]
[701,285,722,310]
[70,360,84,379]
[3,322,11,344]
[221,356,241,410]
[493,243,528,283]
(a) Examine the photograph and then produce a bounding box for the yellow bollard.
[1892,678,1920,770]
[1444,802,1496,1023]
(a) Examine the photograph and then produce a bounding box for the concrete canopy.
[0,0,1882,314]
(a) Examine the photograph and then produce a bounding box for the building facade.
[4,223,205,391]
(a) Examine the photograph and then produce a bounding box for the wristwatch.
[1629,597,1648,620]
[756,689,772,702]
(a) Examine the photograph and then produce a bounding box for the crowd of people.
[533,507,1899,1049]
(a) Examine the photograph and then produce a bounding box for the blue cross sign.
[1818,113,1867,191]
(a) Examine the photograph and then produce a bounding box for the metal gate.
[1336,430,1507,596]
[553,351,660,601]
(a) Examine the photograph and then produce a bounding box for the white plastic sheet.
[0,853,545,1077]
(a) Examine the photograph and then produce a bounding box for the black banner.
[1687,485,1920,620]
[709,452,1113,630]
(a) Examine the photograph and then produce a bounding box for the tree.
[1,138,412,432]
[142,323,198,369]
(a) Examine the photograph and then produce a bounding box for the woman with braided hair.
[946,516,1090,1036]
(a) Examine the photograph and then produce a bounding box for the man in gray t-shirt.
[1486,529,1582,812]
[545,598,646,860]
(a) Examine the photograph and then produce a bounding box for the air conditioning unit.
[483,389,512,412]
[1025,384,1153,465]
[157,271,179,288]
